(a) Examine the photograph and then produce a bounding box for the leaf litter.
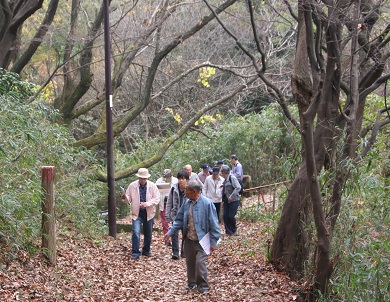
[1,197,303,301]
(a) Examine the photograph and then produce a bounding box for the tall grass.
[326,168,389,301]
[0,70,106,263]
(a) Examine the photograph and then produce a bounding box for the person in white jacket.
[203,166,224,222]
[121,168,160,260]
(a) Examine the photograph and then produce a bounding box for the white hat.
[136,168,151,178]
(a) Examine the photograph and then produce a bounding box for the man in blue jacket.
[165,179,220,294]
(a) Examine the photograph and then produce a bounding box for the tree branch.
[10,0,60,74]
[355,107,390,164]
[202,0,299,129]
[75,0,239,148]
[95,76,258,181]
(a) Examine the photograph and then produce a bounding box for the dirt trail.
[1,198,302,301]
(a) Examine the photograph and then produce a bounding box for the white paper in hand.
[199,232,211,255]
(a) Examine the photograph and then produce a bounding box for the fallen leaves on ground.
[1,200,303,301]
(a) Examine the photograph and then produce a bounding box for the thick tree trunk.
[270,167,311,279]
[272,2,341,297]
[0,0,44,67]
[271,1,312,280]
[10,0,59,74]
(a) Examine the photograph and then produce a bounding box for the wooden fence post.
[41,166,56,266]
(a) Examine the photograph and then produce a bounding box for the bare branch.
[202,0,299,128]
[360,73,390,100]
[151,61,254,101]
[247,0,267,72]
[10,0,60,74]
[75,0,239,148]
[355,107,390,164]
[96,76,258,181]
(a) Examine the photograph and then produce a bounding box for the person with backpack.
[220,165,241,236]
[166,170,189,259]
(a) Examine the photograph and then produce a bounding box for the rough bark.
[272,1,389,300]
[10,0,59,74]
[270,169,311,278]
[0,0,44,67]
[271,2,312,278]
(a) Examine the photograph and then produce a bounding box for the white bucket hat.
[136,168,151,179]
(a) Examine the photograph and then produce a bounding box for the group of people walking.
[121,155,244,294]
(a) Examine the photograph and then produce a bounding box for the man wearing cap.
[155,169,178,246]
[197,163,211,184]
[203,166,225,222]
[216,160,224,170]
[121,168,160,260]
[216,160,224,176]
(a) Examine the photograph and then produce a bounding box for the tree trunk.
[272,2,341,297]
[270,167,311,279]
[271,1,312,280]
[0,0,44,67]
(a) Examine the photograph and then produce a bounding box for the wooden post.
[41,166,56,266]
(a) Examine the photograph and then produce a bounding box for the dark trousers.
[213,202,221,222]
[223,199,239,235]
[184,238,209,291]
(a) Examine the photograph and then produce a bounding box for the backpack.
[238,179,244,195]
[229,175,244,195]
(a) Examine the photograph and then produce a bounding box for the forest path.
[1,197,302,301]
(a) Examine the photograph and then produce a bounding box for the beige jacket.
[124,180,160,221]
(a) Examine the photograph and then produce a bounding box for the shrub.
[0,70,106,263]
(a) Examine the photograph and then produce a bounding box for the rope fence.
[243,180,291,212]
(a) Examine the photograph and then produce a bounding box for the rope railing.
[243,180,290,212]
[243,180,291,192]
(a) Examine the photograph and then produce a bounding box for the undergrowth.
[0,70,106,264]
